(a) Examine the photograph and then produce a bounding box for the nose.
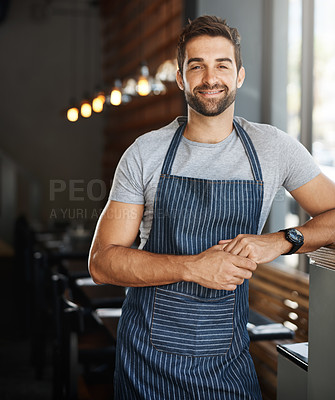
[202,67,217,86]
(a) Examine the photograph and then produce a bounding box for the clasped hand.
[219,232,286,264]
[193,233,285,291]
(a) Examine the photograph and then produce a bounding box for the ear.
[237,66,245,89]
[176,70,184,91]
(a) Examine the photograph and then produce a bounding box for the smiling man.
[89,16,335,399]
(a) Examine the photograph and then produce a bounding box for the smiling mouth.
[197,89,224,95]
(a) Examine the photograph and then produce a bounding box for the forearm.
[89,242,257,290]
[89,244,191,287]
[221,175,335,262]
[219,210,335,263]
[92,201,257,289]
[297,208,335,253]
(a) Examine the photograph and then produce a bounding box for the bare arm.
[88,200,257,290]
[220,173,335,263]
[289,173,335,251]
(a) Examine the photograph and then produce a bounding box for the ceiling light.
[80,99,92,118]
[92,92,105,113]
[67,106,79,122]
[110,79,122,106]
[110,89,122,106]
[123,78,137,96]
[156,59,178,82]
[136,64,151,96]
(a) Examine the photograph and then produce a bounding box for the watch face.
[288,229,304,244]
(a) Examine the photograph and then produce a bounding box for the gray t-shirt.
[110,116,320,249]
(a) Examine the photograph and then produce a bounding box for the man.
[89,15,335,399]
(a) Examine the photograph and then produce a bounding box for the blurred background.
[0,0,334,399]
[1,0,335,268]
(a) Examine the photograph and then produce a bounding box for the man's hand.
[184,245,258,291]
[219,232,291,264]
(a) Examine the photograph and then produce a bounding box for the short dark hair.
[177,15,242,74]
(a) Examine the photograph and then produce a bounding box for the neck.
[184,105,235,144]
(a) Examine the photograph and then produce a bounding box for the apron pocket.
[150,287,235,357]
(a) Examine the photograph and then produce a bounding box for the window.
[313,0,335,181]
[284,0,303,269]
[287,0,302,141]
[277,0,335,271]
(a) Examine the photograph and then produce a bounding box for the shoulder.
[234,116,304,150]
[117,117,185,184]
[235,116,287,140]
[134,117,184,148]
[234,117,320,191]
[121,117,185,171]
[119,117,183,164]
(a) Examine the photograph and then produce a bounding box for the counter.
[277,244,335,400]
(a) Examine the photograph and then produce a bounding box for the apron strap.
[160,122,186,175]
[161,119,263,182]
[233,120,263,182]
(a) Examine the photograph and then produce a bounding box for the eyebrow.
[187,57,233,65]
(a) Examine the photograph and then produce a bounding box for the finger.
[218,239,232,244]
[236,256,257,271]
[221,239,239,253]
[230,277,245,286]
[224,284,237,291]
[234,269,253,280]
[228,263,253,280]
[236,247,251,258]
[210,244,230,251]
[224,243,243,255]
[224,276,248,289]
[225,241,252,258]
[210,244,226,251]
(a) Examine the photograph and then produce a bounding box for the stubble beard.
[184,84,237,117]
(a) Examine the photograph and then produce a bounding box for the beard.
[184,83,237,117]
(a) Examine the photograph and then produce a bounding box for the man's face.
[176,35,245,117]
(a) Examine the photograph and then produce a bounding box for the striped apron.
[114,120,263,399]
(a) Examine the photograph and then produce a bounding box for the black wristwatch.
[279,228,304,255]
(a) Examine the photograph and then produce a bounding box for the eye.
[190,65,201,70]
[218,65,228,69]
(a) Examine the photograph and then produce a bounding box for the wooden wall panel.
[100,0,184,184]
[249,263,309,400]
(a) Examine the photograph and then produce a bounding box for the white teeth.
[200,91,221,94]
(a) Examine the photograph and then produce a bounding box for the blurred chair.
[51,273,116,400]
[13,215,36,337]
[30,250,51,379]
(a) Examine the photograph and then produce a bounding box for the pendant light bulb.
[97,93,105,104]
[123,78,137,96]
[67,106,79,122]
[92,92,105,113]
[110,80,122,106]
[137,77,150,96]
[136,64,151,96]
[110,88,122,106]
[80,100,92,118]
